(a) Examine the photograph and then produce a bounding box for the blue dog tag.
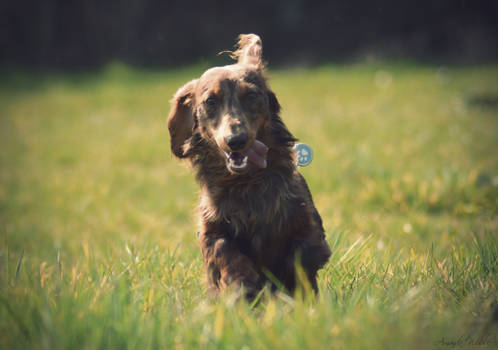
[293,143,313,167]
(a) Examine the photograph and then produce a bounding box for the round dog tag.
[293,143,313,167]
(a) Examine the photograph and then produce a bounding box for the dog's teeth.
[229,155,248,169]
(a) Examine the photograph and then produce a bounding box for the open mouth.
[225,151,249,172]
[224,139,268,173]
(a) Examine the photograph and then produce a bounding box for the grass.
[0,61,497,349]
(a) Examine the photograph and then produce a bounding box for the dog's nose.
[226,133,249,151]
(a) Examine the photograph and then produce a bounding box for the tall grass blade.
[15,249,24,282]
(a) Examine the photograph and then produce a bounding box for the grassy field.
[0,62,497,349]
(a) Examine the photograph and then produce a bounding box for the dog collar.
[293,143,313,167]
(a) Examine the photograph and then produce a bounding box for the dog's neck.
[196,145,296,234]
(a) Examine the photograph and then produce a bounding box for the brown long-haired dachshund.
[168,34,331,300]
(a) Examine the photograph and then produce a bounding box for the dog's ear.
[167,79,198,158]
[267,89,297,146]
[267,90,281,115]
[233,34,263,67]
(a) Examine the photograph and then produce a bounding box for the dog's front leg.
[199,229,261,300]
[283,238,331,294]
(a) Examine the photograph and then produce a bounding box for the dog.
[168,34,331,300]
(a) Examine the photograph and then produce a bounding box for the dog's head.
[168,34,284,174]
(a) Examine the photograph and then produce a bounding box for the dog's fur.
[168,34,331,300]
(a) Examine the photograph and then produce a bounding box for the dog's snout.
[226,133,249,151]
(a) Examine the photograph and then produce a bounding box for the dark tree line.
[1,0,497,69]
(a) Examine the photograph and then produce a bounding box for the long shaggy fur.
[168,34,331,300]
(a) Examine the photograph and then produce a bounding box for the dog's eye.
[205,96,217,107]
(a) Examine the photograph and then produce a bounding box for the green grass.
[1,61,497,349]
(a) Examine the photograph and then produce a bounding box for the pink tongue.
[242,140,268,168]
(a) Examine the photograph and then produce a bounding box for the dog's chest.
[199,180,299,247]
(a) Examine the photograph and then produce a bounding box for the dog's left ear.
[266,89,297,146]
[267,90,281,115]
[234,34,263,67]
[168,79,198,158]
